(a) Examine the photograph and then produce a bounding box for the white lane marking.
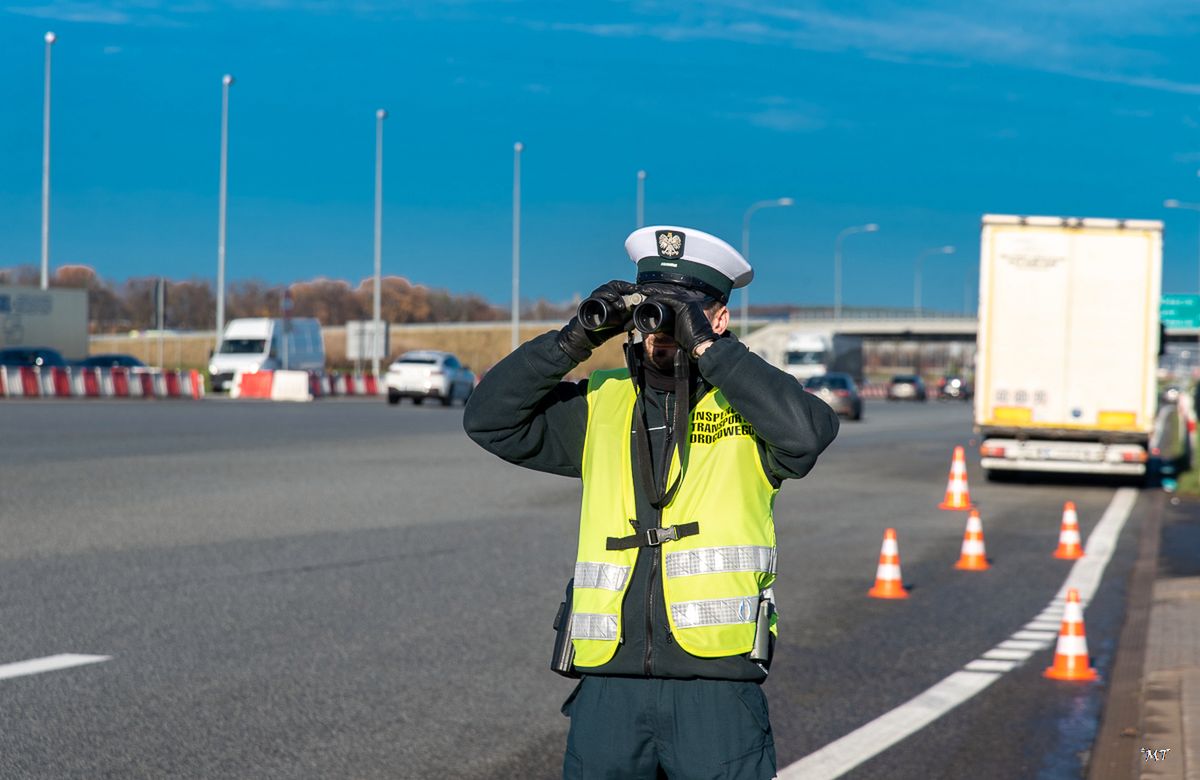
[1024,621,1060,631]
[983,648,1034,661]
[0,654,111,682]
[779,671,1003,778]
[965,659,1015,672]
[779,487,1137,780]
[1011,630,1058,642]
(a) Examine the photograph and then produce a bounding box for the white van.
[209,317,325,391]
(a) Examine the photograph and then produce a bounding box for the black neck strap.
[623,337,691,510]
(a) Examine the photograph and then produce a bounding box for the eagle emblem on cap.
[657,231,683,258]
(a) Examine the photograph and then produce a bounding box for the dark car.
[75,353,147,369]
[0,347,68,368]
[887,374,927,401]
[937,375,972,401]
[803,372,863,420]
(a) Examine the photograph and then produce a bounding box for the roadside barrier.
[855,384,958,400]
[0,365,203,400]
[323,372,386,398]
[938,446,974,510]
[867,528,909,599]
[954,510,990,571]
[1053,502,1083,560]
[231,370,276,400]
[1043,588,1098,681]
[271,370,312,402]
[230,369,388,402]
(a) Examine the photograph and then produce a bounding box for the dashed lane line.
[0,654,111,682]
[778,487,1138,780]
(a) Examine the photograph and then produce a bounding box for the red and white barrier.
[0,366,205,400]
[321,372,387,398]
[230,369,313,402]
[0,365,388,401]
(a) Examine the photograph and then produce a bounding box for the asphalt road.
[0,397,1147,779]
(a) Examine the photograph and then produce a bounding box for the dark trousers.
[562,676,776,780]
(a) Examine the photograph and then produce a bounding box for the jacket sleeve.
[462,330,591,478]
[696,333,839,483]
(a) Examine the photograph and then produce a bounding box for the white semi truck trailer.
[975,215,1167,478]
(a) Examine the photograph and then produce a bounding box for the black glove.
[662,294,718,357]
[556,279,639,363]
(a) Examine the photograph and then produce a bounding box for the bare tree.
[52,264,125,332]
[3,265,506,330]
[228,280,284,319]
[0,265,41,286]
[121,277,159,330]
[167,280,216,330]
[291,278,362,325]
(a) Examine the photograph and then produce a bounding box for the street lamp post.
[740,197,794,334]
[833,223,880,320]
[1165,198,1200,297]
[216,74,234,344]
[636,170,646,228]
[914,245,956,316]
[511,142,523,352]
[41,31,56,290]
[372,109,387,376]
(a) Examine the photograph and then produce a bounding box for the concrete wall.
[0,286,88,359]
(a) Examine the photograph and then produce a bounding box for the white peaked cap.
[625,225,753,303]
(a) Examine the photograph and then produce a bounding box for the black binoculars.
[577,291,676,336]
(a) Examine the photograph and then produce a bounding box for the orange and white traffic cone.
[954,510,990,571]
[868,528,909,599]
[1053,502,1083,560]
[1044,588,1098,681]
[938,446,974,510]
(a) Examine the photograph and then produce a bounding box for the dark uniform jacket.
[463,330,839,681]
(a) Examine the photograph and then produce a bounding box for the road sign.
[346,320,389,360]
[1161,294,1200,328]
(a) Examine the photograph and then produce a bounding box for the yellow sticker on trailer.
[1097,411,1138,429]
[992,406,1033,423]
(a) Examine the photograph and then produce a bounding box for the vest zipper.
[644,534,658,676]
[645,390,674,676]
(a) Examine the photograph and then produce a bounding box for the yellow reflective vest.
[571,367,779,667]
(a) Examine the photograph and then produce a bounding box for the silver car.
[385,350,475,406]
[803,372,863,421]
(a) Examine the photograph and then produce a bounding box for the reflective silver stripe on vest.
[574,561,631,591]
[570,612,619,641]
[671,596,759,629]
[664,545,776,579]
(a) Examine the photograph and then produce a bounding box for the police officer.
[464,226,839,779]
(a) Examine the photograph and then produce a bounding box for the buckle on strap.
[605,522,700,551]
[646,526,678,546]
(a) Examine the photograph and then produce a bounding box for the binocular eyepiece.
[577,293,640,332]
[577,292,675,336]
[630,299,672,336]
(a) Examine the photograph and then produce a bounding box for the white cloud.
[720,96,828,133]
[6,2,134,24]
[540,1,1200,97]
[3,0,204,25]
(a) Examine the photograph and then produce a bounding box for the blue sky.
[2,1,1199,313]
